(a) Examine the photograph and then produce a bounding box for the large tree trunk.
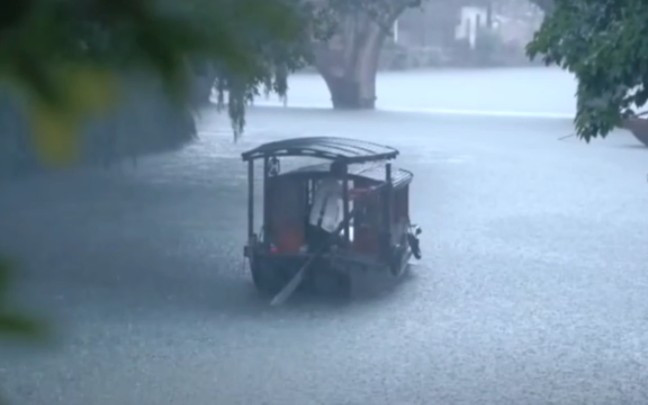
[622,116,648,147]
[311,0,419,109]
[314,12,390,110]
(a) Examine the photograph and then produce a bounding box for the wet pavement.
[1,69,648,405]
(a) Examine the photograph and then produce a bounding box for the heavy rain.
[1,1,647,404]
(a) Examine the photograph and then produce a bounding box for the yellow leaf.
[28,102,80,166]
[64,66,119,112]
[25,65,121,167]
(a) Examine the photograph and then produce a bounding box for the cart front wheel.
[407,233,422,260]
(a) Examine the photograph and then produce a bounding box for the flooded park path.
[1,67,647,405]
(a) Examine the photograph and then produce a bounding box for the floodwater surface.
[1,67,647,405]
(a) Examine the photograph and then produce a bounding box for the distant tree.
[526,0,648,141]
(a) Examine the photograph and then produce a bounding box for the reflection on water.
[253,67,577,118]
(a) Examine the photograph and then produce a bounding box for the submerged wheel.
[334,272,352,298]
[389,243,411,278]
[250,260,286,296]
[407,233,422,260]
[390,255,407,278]
[312,270,352,298]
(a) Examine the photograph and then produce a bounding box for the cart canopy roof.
[241,136,399,164]
[278,162,413,188]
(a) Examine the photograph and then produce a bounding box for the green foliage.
[527,0,648,141]
[0,259,45,341]
[0,1,316,400]
[0,0,320,144]
[194,0,321,135]
[0,258,46,404]
[0,0,433,144]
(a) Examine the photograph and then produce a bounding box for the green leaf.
[0,260,47,341]
[527,0,648,141]
[0,313,46,339]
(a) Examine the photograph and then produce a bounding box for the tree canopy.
[0,1,429,147]
[0,0,327,162]
[0,0,319,386]
[0,3,437,395]
[527,0,648,141]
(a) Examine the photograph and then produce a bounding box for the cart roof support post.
[384,162,393,253]
[247,159,254,241]
[263,156,270,242]
[341,164,350,244]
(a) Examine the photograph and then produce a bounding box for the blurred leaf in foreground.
[0,259,46,341]
[0,0,319,147]
[21,65,119,166]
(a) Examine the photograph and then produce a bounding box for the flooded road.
[1,68,648,405]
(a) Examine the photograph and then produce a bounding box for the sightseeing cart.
[241,137,422,303]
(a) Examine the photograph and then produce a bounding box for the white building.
[454,4,541,50]
[454,6,491,49]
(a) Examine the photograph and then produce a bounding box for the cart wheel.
[389,246,409,278]
[390,258,407,278]
[407,233,422,260]
[335,272,352,298]
[313,271,351,298]
[250,261,285,296]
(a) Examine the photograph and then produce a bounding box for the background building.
[381,0,544,69]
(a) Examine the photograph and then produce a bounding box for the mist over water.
[254,66,577,118]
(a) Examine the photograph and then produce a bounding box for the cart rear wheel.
[250,260,286,296]
[313,271,352,298]
[390,260,407,278]
[336,272,352,297]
